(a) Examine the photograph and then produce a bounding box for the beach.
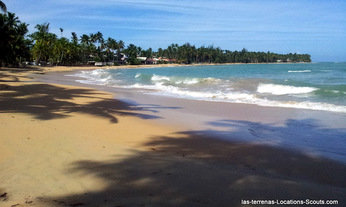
[1,66,346,207]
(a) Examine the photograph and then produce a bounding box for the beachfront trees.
[125,44,141,65]
[89,31,105,62]
[117,40,124,58]
[0,12,311,67]
[105,37,117,62]
[80,34,95,63]
[142,48,153,58]
[0,12,31,66]
[150,43,311,64]
[30,25,83,65]
[69,32,81,64]
[30,23,57,64]
[52,37,68,65]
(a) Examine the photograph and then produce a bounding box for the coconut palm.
[80,34,92,63]
[116,40,124,63]
[0,12,30,66]
[80,34,90,45]
[105,37,117,62]
[30,23,57,64]
[71,32,78,44]
[59,27,63,37]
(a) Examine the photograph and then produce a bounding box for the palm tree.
[71,32,78,44]
[125,44,140,65]
[81,34,90,45]
[0,12,30,66]
[59,28,63,37]
[116,40,124,63]
[117,40,124,50]
[0,0,7,13]
[4,12,19,27]
[106,37,117,62]
[80,34,91,63]
[30,23,50,40]
[89,33,97,44]
[30,23,57,64]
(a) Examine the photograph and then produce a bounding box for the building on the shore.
[136,56,147,64]
[94,62,115,66]
[157,57,177,64]
[146,58,159,64]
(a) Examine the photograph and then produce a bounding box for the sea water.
[70,62,346,113]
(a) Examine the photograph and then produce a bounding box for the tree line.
[0,11,311,67]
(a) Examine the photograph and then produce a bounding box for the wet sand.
[1,67,346,206]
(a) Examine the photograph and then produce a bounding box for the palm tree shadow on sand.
[42,119,346,207]
[0,83,181,123]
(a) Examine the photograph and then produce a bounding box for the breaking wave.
[135,73,221,86]
[288,70,311,73]
[125,82,346,113]
[67,69,346,113]
[257,84,317,95]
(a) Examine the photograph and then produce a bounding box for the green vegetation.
[0,12,31,66]
[151,44,311,64]
[0,11,311,67]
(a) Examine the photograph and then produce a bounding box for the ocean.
[69,62,346,113]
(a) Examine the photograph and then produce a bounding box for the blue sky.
[4,0,346,61]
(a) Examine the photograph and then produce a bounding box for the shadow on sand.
[0,66,44,74]
[0,83,180,123]
[43,119,346,207]
[203,119,346,162]
[0,70,36,82]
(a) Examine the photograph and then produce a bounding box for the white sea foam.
[175,78,199,85]
[150,74,220,86]
[137,83,346,113]
[288,70,311,73]
[68,69,117,86]
[257,84,317,95]
[151,74,170,81]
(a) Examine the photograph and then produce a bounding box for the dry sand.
[26,64,186,73]
[0,67,345,207]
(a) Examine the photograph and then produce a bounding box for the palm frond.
[0,1,7,13]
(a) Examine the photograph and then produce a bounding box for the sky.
[4,0,346,62]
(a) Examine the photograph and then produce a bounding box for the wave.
[68,69,118,85]
[257,84,317,95]
[151,74,170,82]
[145,74,220,85]
[122,80,346,113]
[288,70,311,73]
[125,82,346,113]
[68,69,346,113]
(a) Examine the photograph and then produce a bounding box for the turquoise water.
[71,63,346,113]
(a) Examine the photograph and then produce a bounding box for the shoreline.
[32,63,346,115]
[36,69,346,162]
[1,61,309,73]
[1,66,345,206]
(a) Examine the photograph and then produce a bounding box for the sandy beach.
[1,66,346,207]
